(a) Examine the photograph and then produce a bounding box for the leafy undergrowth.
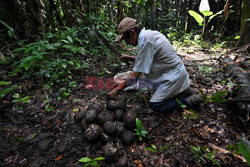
[0,37,249,167]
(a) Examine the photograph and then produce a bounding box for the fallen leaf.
[57,120,62,126]
[183,109,193,114]
[138,161,143,167]
[165,136,174,141]
[55,155,63,161]
[204,125,215,133]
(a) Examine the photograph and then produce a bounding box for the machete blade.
[92,25,122,57]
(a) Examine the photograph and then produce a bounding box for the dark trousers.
[149,96,189,112]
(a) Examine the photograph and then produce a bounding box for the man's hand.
[108,79,126,98]
[108,71,141,98]
[108,88,118,98]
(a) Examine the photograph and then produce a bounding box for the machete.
[92,25,122,57]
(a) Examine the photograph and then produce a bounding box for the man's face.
[123,29,138,46]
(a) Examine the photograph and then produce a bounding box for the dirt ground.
[0,45,249,167]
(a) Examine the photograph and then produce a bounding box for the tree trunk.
[186,0,193,33]
[237,0,250,47]
[116,0,123,24]
[26,0,46,33]
[222,0,242,37]
[48,0,63,27]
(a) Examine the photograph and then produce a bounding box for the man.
[108,17,203,112]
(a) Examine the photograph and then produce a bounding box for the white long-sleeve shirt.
[133,29,190,102]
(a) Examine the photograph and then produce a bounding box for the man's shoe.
[186,94,204,106]
[183,87,198,96]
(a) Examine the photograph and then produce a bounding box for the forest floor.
[0,43,249,167]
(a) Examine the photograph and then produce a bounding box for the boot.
[182,87,198,96]
[186,94,204,106]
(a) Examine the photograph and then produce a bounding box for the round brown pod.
[81,119,87,131]
[74,111,86,123]
[85,110,98,124]
[98,110,114,125]
[114,109,124,121]
[101,132,112,145]
[123,110,136,129]
[84,124,102,142]
[107,98,125,111]
[114,121,124,127]
[103,121,117,136]
[87,102,103,114]
[114,121,125,137]
[102,143,118,160]
[121,130,135,146]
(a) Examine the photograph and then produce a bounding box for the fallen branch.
[208,143,246,163]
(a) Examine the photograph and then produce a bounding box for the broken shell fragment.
[123,111,136,129]
[103,121,117,136]
[74,111,85,123]
[87,102,103,113]
[84,124,102,142]
[114,109,124,121]
[85,110,98,124]
[121,130,135,146]
[107,98,125,111]
[98,110,114,125]
[102,143,118,160]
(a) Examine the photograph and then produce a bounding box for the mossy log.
[221,58,250,127]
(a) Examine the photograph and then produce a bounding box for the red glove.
[108,80,126,98]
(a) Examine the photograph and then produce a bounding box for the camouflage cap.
[115,17,138,42]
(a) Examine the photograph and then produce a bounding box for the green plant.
[44,96,54,111]
[205,150,221,167]
[191,146,206,163]
[0,19,14,39]
[176,98,197,120]
[237,137,250,165]
[182,108,198,120]
[44,82,54,90]
[226,144,241,154]
[0,81,16,98]
[145,144,170,153]
[57,87,70,100]
[134,118,148,141]
[135,92,143,102]
[212,41,227,51]
[68,81,77,88]
[226,137,250,165]
[188,0,223,37]
[12,93,31,103]
[79,157,105,167]
[176,98,188,109]
[12,27,88,82]
[0,81,12,86]
[199,90,229,103]
[190,146,221,167]
[0,86,16,98]
[198,65,213,73]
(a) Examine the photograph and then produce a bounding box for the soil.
[0,45,249,167]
